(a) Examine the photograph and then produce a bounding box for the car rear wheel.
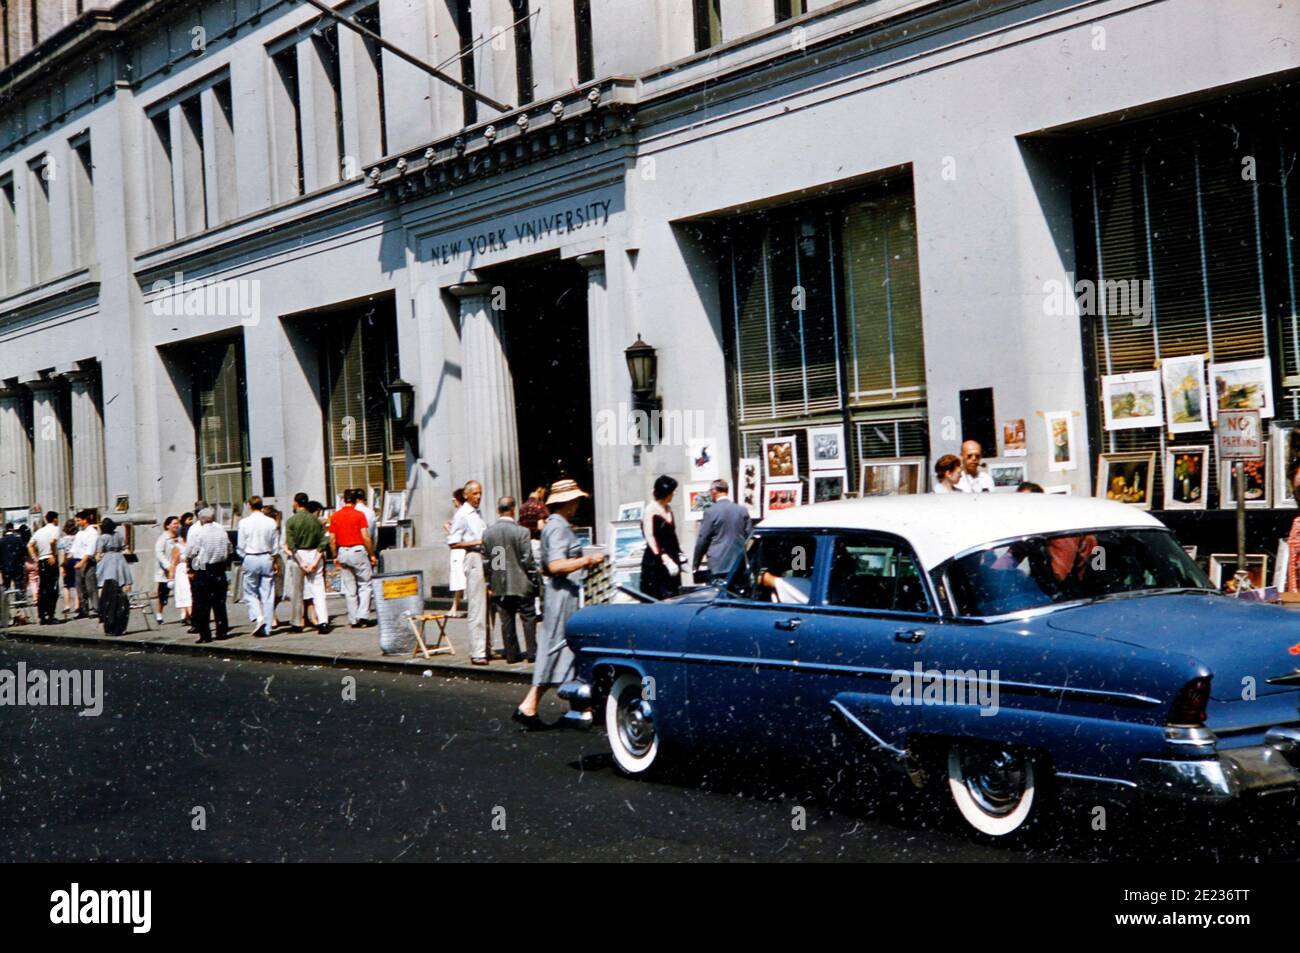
[606,672,660,776]
[946,741,1037,837]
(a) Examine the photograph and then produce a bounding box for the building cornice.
[368,80,638,202]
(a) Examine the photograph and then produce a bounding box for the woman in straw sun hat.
[513,478,605,731]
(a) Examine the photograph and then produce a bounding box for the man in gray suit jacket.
[692,478,753,583]
[483,496,538,664]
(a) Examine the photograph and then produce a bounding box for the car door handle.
[894,628,926,643]
[774,618,802,631]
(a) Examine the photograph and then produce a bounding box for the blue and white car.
[560,495,1300,837]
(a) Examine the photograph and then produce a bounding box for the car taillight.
[1169,676,1211,726]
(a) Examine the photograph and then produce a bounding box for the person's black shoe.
[287,625,303,633]
[512,709,547,731]
[317,624,331,634]
[253,628,271,638]
[196,635,212,644]
[505,655,522,665]
[215,630,233,641]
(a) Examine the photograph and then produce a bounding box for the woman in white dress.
[170,512,194,629]
[445,488,466,616]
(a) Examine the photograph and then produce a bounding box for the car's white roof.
[757,494,1165,569]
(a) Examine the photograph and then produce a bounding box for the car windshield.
[944,528,1213,618]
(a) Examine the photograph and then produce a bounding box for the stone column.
[25,377,72,518]
[449,282,520,522]
[0,385,35,510]
[578,252,620,542]
[66,367,108,512]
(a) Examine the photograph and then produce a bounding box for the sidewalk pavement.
[1,599,535,683]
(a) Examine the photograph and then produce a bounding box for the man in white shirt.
[69,510,101,617]
[236,496,280,638]
[448,480,489,663]
[354,488,377,536]
[956,440,995,493]
[185,508,232,643]
[27,511,62,625]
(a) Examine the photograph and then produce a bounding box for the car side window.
[826,535,930,614]
[726,533,817,604]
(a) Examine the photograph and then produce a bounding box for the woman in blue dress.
[513,479,605,731]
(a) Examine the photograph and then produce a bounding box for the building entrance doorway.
[492,255,594,525]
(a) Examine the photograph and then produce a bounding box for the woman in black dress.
[639,475,683,600]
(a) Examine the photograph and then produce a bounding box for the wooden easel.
[407,613,454,659]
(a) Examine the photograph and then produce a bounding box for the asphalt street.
[2,639,1297,862]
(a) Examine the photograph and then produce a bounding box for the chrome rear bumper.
[1138,727,1300,800]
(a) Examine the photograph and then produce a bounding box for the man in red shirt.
[329,489,377,627]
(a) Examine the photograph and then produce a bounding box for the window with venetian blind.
[725,174,928,490]
[193,337,251,509]
[1076,88,1300,506]
[320,306,407,501]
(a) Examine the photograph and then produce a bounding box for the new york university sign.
[425,192,617,269]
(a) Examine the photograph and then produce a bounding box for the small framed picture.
[113,495,130,514]
[737,457,761,517]
[1163,445,1210,510]
[1270,420,1300,509]
[1208,553,1269,593]
[762,436,799,484]
[571,526,593,547]
[686,482,714,521]
[1095,451,1157,509]
[1210,358,1274,420]
[687,438,720,482]
[1044,484,1073,495]
[1101,371,1164,431]
[806,425,847,472]
[1044,411,1078,472]
[616,500,645,521]
[1218,455,1269,509]
[859,457,926,496]
[381,490,407,524]
[1002,419,1027,456]
[1161,354,1210,434]
[610,521,646,565]
[1182,544,1199,560]
[986,459,1028,492]
[764,483,803,516]
[811,470,847,503]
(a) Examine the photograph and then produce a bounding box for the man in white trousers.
[236,496,279,638]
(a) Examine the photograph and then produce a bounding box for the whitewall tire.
[946,741,1037,837]
[606,672,660,776]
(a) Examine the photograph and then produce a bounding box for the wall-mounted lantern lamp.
[388,377,415,427]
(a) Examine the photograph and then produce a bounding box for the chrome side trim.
[828,699,906,758]
[1056,772,1139,790]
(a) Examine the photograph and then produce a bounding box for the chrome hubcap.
[617,689,655,757]
[959,746,1028,817]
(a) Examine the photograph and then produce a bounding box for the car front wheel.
[605,671,660,776]
[946,741,1038,837]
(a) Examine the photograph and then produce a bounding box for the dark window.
[724,175,928,495]
[320,302,407,500]
[272,47,305,196]
[510,0,533,105]
[573,0,593,84]
[826,534,930,614]
[193,338,252,512]
[1073,86,1300,505]
[775,0,805,22]
[693,0,721,51]
[727,533,817,603]
[453,0,476,126]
